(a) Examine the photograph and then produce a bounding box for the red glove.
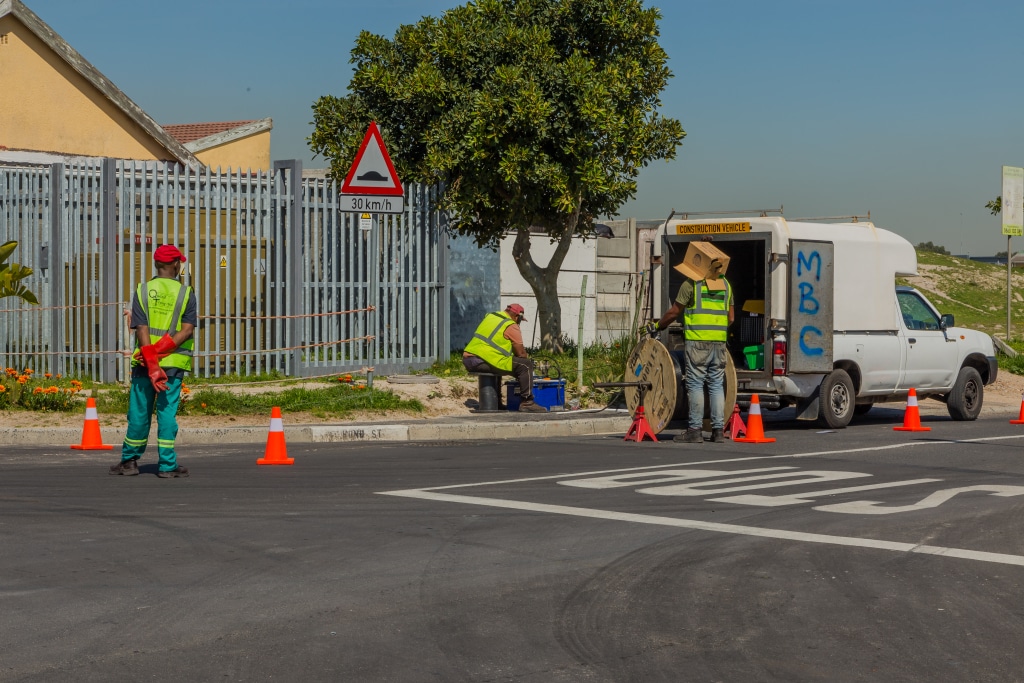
[140,344,168,392]
[133,334,177,363]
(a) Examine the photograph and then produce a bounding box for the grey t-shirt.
[130,278,198,379]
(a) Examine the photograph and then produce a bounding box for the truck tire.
[818,369,855,429]
[946,366,983,421]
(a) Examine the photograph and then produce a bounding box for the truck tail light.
[772,341,787,376]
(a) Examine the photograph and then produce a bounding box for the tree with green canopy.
[0,241,38,304]
[310,0,684,350]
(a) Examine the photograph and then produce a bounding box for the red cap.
[153,244,186,263]
[506,303,526,322]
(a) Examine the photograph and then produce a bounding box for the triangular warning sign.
[340,122,403,196]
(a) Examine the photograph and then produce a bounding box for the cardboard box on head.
[673,241,730,290]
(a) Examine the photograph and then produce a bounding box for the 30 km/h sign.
[340,122,405,214]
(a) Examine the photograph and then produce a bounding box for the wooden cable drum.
[624,337,737,434]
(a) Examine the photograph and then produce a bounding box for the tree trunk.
[511,205,580,352]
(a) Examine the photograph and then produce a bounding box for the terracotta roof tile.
[162,120,258,144]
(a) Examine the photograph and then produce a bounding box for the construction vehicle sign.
[676,222,751,235]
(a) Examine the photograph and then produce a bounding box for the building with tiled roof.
[0,0,270,170]
[163,119,272,171]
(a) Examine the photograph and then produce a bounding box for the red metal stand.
[625,405,658,443]
[726,403,746,441]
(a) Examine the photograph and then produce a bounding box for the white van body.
[656,217,997,427]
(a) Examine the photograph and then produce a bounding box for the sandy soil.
[3,371,1023,430]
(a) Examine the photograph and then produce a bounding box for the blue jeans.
[684,340,727,430]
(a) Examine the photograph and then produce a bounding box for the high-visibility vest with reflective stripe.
[464,311,515,371]
[683,278,731,342]
[131,278,194,372]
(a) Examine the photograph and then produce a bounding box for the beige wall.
[0,15,173,161]
[194,130,271,172]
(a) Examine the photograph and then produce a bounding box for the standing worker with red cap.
[463,303,547,413]
[109,245,197,477]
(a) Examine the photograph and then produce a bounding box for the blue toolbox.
[505,378,567,411]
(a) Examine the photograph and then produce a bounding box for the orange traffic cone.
[893,388,931,432]
[70,397,113,450]
[1011,394,1024,425]
[733,394,775,443]
[257,406,294,465]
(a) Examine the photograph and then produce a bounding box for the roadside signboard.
[1002,166,1023,236]
[340,122,405,214]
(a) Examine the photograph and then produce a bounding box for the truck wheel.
[818,369,855,429]
[946,366,983,421]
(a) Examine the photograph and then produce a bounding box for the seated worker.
[463,303,547,413]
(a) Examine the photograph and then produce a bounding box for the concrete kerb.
[2,412,635,447]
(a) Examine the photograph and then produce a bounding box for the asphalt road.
[4,409,1024,682]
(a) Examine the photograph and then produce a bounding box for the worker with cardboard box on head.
[645,241,734,444]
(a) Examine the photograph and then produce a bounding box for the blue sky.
[25,0,1024,255]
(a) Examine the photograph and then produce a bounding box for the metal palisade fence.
[0,159,449,382]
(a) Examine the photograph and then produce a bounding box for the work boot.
[675,428,703,444]
[108,458,139,476]
[711,428,726,443]
[157,466,190,479]
[518,400,548,413]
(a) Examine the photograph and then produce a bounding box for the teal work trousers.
[120,375,183,472]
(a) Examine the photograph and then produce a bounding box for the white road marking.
[422,434,1024,492]
[713,478,941,507]
[815,485,1024,514]
[380,488,1024,568]
[636,470,869,497]
[377,434,1024,568]
[559,467,796,489]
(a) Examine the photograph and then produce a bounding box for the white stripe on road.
[378,433,1024,568]
[417,434,1024,492]
[380,488,1024,567]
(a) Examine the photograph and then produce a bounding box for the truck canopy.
[664,217,917,332]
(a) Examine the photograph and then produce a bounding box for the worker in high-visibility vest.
[463,303,547,413]
[647,273,734,444]
[109,244,197,478]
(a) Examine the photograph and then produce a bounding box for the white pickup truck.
[655,216,998,428]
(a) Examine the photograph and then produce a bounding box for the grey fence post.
[100,158,118,383]
[437,204,450,359]
[273,160,303,375]
[369,218,380,386]
[49,163,65,377]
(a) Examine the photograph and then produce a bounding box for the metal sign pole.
[1002,166,1024,342]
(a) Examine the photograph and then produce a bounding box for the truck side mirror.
[940,313,954,329]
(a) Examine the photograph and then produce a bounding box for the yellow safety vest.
[464,311,515,371]
[131,278,194,372]
[683,278,731,342]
